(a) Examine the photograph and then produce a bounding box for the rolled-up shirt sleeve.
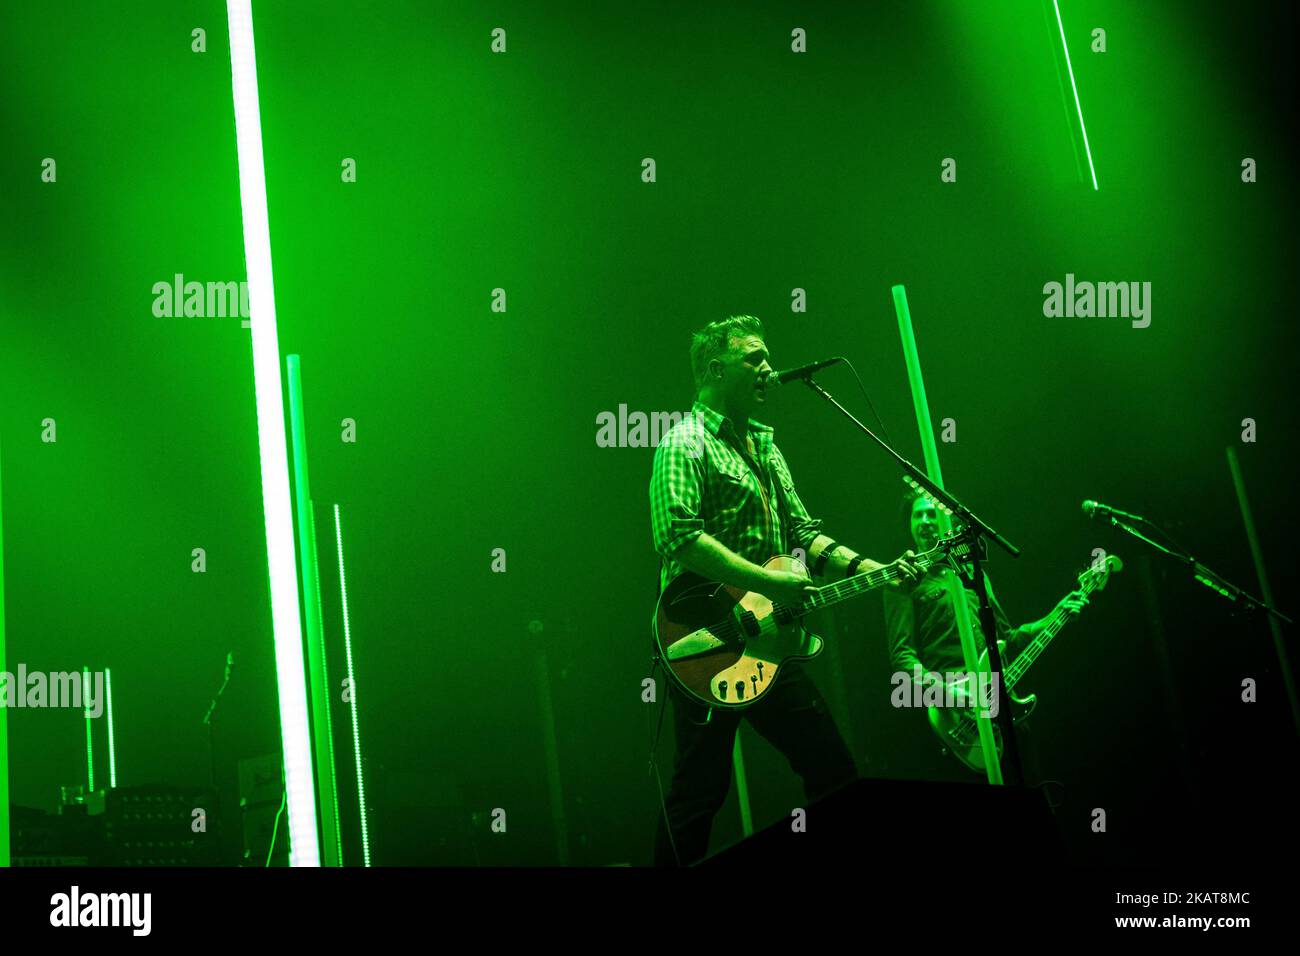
[650,429,705,557]
[769,446,823,554]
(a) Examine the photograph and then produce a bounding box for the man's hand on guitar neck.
[1025,589,1089,638]
[889,550,923,589]
[759,552,922,607]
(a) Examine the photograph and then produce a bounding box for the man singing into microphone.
[649,314,919,866]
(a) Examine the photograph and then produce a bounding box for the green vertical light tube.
[534,637,570,865]
[819,612,856,750]
[1226,447,1300,739]
[0,433,9,866]
[83,667,94,793]
[732,734,753,838]
[333,504,371,866]
[286,354,342,867]
[106,668,117,788]
[311,507,343,861]
[893,284,1002,785]
[1041,0,1084,184]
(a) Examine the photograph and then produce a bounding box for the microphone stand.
[800,375,1028,785]
[1096,510,1292,625]
[202,655,234,793]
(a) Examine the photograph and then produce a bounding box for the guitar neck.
[1004,573,1102,689]
[801,547,948,613]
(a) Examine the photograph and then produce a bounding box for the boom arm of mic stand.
[1106,515,1292,625]
[801,377,1020,558]
[798,376,1028,784]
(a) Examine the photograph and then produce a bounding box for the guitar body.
[653,555,822,709]
[926,647,1038,773]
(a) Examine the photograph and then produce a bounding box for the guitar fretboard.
[1003,570,1104,690]
[792,543,964,615]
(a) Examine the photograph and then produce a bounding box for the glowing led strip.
[1052,0,1099,190]
[0,434,9,866]
[334,505,371,866]
[83,667,94,793]
[106,667,116,788]
[226,0,321,866]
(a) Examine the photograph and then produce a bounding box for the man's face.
[712,335,773,414]
[910,496,940,551]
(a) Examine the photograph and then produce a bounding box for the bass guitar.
[928,553,1122,771]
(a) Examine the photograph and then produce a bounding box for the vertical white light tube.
[226,0,321,867]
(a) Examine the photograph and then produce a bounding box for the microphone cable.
[841,357,895,449]
[646,653,682,866]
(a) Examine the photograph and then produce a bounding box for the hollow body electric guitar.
[929,553,1123,772]
[654,533,972,709]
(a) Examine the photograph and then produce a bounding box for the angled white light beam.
[106,667,117,788]
[1052,0,1099,190]
[226,0,321,867]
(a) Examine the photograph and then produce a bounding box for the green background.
[1,0,1296,864]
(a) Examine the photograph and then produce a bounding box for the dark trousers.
[652,663,857,866]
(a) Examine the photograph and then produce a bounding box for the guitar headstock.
[900,478,977,564]
[931,530,973,567]
[1078,553,1123,591]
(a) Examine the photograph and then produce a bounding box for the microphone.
[1082,499,1143,522]
[764,356,845,386]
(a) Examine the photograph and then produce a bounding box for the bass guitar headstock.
[930,529,974,570]
[1078,553,1123,591]
[899,478,978,571]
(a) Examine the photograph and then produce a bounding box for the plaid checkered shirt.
[649,400,823,593]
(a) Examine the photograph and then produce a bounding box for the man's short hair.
[901,486,927,526]
[903,487,962,540]
[689,314,765,390]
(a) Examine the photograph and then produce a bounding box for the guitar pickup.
[736,608,761,640]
